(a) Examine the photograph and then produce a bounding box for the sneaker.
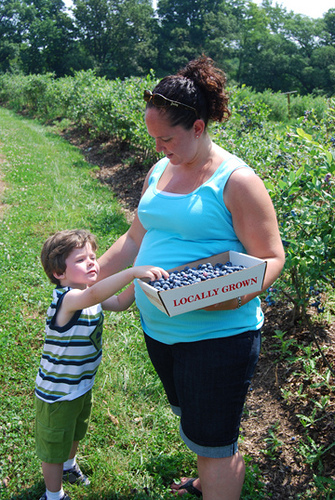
[39,494,71,500]
[62,462,90,485]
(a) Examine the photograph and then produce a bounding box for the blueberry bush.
[212,92,335,322]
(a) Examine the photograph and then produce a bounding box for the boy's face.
[54,242,100,289]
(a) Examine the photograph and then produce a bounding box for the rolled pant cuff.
[179,423,239,458]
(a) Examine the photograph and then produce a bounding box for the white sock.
[45,487,65,500]
[63,456,76,471]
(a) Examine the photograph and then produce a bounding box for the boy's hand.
[133,265,169,281]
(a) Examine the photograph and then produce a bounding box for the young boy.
[35,229,168,500]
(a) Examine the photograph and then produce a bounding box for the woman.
[98,56,285,499]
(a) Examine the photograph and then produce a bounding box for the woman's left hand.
[203,296,241,311]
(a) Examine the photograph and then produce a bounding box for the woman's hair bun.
[178,55,230,123]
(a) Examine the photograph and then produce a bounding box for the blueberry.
[148,260,246,290]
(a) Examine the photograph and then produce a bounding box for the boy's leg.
[68,441,79,459]
[62,440,90,485]
[62,390,92,486]
[36,392,92,490]
[41,462,63,492]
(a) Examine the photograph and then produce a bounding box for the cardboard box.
[137,250,267,317]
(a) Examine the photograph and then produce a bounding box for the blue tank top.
[134,154,264,344]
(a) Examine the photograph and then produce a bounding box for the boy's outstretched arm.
[63,266,168,315]
[102,283,135,311]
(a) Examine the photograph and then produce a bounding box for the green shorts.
[35,389,93,463]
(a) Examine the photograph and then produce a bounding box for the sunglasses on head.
[144,90,198,117]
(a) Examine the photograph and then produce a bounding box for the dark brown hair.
[41,229,97,286]
[146,55,231,129]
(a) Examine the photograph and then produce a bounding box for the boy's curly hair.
[41,229,97,286]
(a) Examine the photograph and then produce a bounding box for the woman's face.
[145,107,199,166]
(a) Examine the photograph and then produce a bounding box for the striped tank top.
[35,286,104,403]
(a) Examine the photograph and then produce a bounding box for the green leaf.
[264,180,275,192]
[289,171,296,183]
[325,150,333,164]
[296,128,313,142]
[296,166,305,177]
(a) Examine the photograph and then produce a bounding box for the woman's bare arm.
[206,168,285,311]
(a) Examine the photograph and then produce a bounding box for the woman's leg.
[172,452,245,499]
[197,452,245,500]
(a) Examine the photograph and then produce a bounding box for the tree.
[201,8,240,79]
[0,0,26,71]
[235,1,333,94]
[232,2,270,87]
[0,0,81,76]
[0,0,333,95]
[72,0,157,78]
[156,0,232,74]
[103,0,158,78]
[323,8,335,45]
[22,0,80,76]
[309,45,335,94]
[72,0,114,68]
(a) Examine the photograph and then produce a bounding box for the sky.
[253,0,334,19]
